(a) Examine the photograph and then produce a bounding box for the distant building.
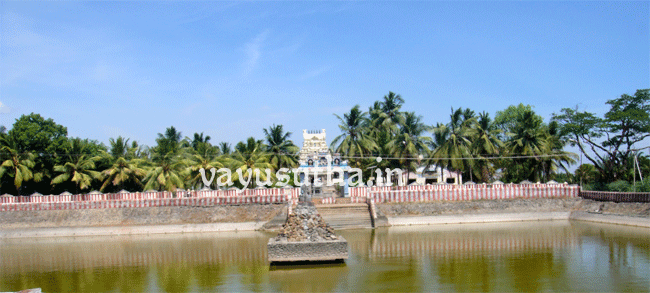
[297,129,351,197]
[409,165,463,185]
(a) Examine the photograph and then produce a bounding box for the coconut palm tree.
[461,108,476,121]
[427,108,476,178]
[219,142,232,156]
[51,155,102,193]
[331,105,377,162]
[389,112,431,181]
[0,135,39,195]
[574,163,598,185]
[100,157,147,192]
[359,101,399,176]
[61,137,104,157]
[374,92,405,135]
[191,132,211,150]
[263,124,299,169]
[188,132,218,158]
[372,127,396,169]
[153,126,183,161]
[109,136,130,159]
[235,137,264,156]
[128,141,149,159]
[229,154,274,189]
[186,153,225,189]
[539,121,577,182]
[228,138,273,189]
[142,126,192,192]
[142,153,189,191]
[468,112,504,182]
[505,109,550,182]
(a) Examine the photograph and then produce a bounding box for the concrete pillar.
[299,172,306,196]
[344,171,349,197]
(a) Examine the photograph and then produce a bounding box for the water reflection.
[0,231,272,292]
[1,221,649,292]
[342,221,580,292]
[269,262,348,292]
[356,221,578,259]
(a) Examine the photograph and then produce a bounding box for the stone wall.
[580,190,650,203]
[377,197,582,217]
[0,204,285,230]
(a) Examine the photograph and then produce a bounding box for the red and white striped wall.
[349,183,579,204]
[0,188,300,212]
[0,183,582,212]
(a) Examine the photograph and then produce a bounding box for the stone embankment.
[0,204,284,230]
[570,199,650,227]
[0,204,286,238]
[378,198,582,217]
[573,199,650,217]
[377,197,650,227]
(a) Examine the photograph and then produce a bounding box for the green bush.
[581,183,593,191]
[606,180,631,192]
[581,182,606,191]
[583,179,650,192]
[631,178,650,192]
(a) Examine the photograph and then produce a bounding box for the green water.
[1,221,649,292]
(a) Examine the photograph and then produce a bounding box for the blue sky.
[1,1,648,150]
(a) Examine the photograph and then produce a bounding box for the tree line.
[331,92,576,185]
[1,89,648,195]
[0,117,300,195]
[332,90,649,192]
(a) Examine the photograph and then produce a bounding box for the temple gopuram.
[297,129,351,197]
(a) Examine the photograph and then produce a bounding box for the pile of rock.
[268,203,348,262]
[275,203,338,242]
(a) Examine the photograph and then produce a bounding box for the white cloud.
[0,102,10,114]
[242,30,270,75]
[299,65,334,80]
[0,10,193,108]
[1,12,76,86]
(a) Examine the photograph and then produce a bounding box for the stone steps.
[318,208,369,214]
[315,203,373,230]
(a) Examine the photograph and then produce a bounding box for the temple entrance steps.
[314,203,373,230]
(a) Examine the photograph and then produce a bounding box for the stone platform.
[267,236,348,262]
[267,202,349,263]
